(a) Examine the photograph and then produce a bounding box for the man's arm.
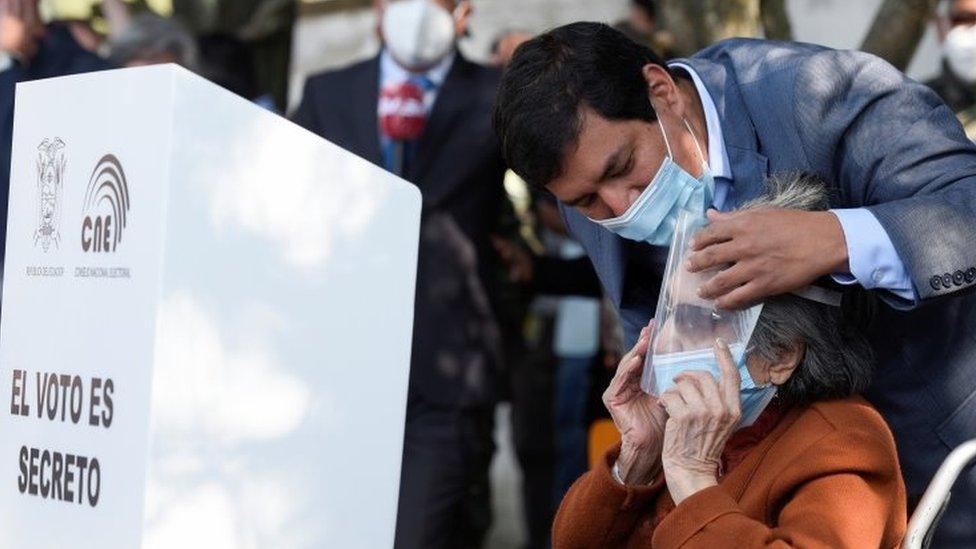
[828,208,914,302]
[796,49,976,307]
[691,48,976,310]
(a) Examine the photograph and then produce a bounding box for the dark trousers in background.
[509,347,556,549]
[394,400,495,549]
[553,355,593,503]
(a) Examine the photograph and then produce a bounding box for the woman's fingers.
[675,370,723,414]
[671,374,707,414]
[603,353,641,407]
[659,388,686,418]
[714,338,742,411]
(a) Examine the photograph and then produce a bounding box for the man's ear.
[641,63,682,116]
[768,342,804,386]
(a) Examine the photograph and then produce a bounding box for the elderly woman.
[552,176,907,548]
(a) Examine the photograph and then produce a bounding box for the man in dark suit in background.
[292,1,507,547]
[495,23,976,545]
[1,0,111,293]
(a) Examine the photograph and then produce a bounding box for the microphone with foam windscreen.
[378,81,428,175]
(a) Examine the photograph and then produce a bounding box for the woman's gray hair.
[108,13,199,71]
[741,173,875,406]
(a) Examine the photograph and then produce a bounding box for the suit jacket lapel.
[677,56,769,205]
[408,55,469,182]
[354,56,383,167]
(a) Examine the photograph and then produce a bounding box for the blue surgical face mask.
[589,115,714,245]
[652,345,777,428]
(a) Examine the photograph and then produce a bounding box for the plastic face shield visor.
[640,211,763,395]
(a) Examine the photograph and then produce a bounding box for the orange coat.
[553,396,907,548]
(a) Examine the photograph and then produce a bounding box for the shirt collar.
[0,52,14,74]
[668,62,731,180]
[380,49,456,88]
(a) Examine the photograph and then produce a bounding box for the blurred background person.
[613,0,672,56]
[490,29,560,549]
[927,0,976,138]
[292,1,508,547]
[107,11,197,68]
[489,28,531,68]
[0,0,110,304]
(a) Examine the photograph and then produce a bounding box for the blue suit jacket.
[561,39,976,544]
[0,24,111,279]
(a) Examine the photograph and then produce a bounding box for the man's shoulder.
[693,37,830,63]
[30,23,112,78]
[688,38,898,86]
[454,54,501,83]
[303,55,378,94]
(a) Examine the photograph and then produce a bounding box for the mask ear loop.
[682,118,709,170]
[655,109,675,160]
[740,345,775,388]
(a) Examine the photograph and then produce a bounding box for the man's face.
[940,0,976,40]
[547,98,705,222]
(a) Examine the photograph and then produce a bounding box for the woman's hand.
[660,339,742,504]
[603,321,668,485]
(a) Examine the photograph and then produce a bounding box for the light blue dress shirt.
[670,63,916,301]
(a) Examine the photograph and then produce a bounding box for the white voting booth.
[0,65,421,548]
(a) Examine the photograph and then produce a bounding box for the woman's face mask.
[382,0,457,72]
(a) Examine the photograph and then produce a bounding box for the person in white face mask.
[379,0,470,73]
[927,0,976,139]
[292,2,516,549]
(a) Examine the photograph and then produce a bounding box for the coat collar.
[672,55,769,203]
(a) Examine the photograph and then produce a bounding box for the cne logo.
[81,155,130,253]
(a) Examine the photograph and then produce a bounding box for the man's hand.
[0,0,41,61]
[684,208,849,309]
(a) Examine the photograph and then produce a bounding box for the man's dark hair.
[492,22,672,189]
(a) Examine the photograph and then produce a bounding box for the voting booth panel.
[0,65,421,548]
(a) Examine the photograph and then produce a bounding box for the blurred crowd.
[3,0,976,548]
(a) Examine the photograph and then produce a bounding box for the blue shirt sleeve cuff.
[829,208,916,301]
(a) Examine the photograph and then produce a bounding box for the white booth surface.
[0,65,421,548]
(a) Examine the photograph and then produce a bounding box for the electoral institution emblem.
[81,154,130,253]
[34,138,66,252]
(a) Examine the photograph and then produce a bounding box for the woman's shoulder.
[805,395,891,435]
[779,395,900,471]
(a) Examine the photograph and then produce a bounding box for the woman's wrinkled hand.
[603,320,668,485]
[659,338,742,504]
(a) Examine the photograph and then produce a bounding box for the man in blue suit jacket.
[1,3,111,291]
[494,22,976,545]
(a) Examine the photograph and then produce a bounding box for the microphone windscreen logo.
[378,81,427,141]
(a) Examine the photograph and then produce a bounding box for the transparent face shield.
[640,211,765,396]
